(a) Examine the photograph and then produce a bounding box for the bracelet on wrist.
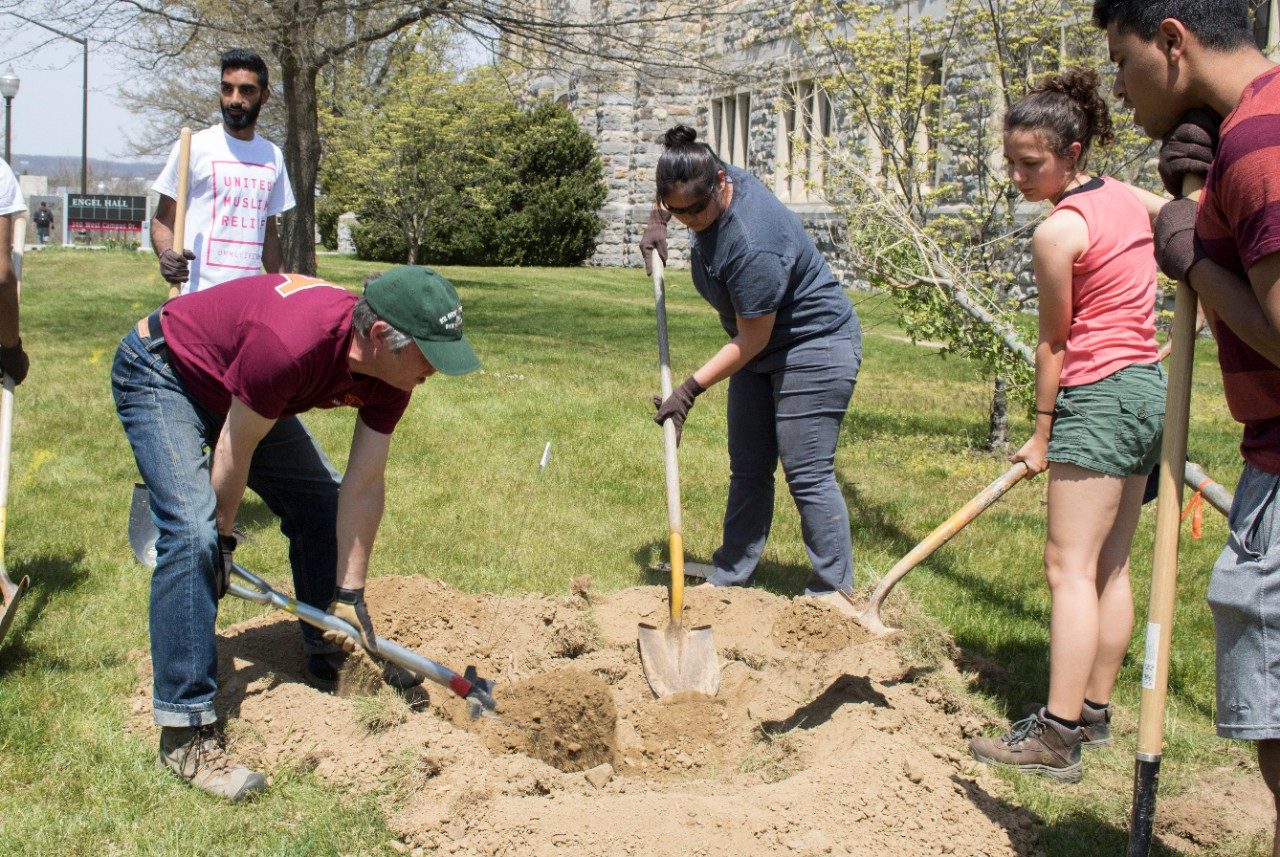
[1035,408,1055,416]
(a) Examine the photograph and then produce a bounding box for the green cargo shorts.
[1047,362,1166,478]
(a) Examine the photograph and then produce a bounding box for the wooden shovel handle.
[168,127,192,301]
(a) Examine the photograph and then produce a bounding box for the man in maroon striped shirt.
[1095,1,1280,847]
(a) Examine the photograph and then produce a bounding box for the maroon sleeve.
[1213,116,1280,271]
[357,392,411,435]
[223,324,300,420]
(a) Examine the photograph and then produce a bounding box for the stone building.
[516,0,1280,273]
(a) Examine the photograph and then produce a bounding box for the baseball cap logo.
[438,305,463,333]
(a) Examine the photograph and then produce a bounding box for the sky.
[0,20,140,165]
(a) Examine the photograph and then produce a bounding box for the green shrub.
[352,218,409,264]
[316,195,345,251]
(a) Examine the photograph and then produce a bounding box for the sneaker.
[969,707,1083,783]
[158,724,266,801]
[1080,703,1111,748]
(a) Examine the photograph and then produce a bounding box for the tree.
[5,0,741,275]
[796,0,1155,448]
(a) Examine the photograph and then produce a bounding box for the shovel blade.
[128,483,158,568]
[638,622,720,698]
[0,575,29,650]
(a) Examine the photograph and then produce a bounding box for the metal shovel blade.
[638,622,720,698]
[128,483,158,568]
[0,575,29,650]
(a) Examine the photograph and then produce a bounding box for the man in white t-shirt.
[0,158,28,385]
[151,48,296,295]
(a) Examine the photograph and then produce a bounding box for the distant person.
[0,158,29,386]
[151,48,295,295]
[33,202,53,246]
[968,68,1166,783]
[644,125,862,612]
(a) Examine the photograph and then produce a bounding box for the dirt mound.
[128,576,1055,855]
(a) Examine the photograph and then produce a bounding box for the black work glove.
[216,533,236,600]
[0,339,29,386]
[1154,196,1199,282]
[1158,109,1221,198]
[323,587,378,654]
[158,248,195,285]
[653,375,706,446]
[640,207,671,276]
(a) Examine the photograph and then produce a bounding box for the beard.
[221,99,262,132]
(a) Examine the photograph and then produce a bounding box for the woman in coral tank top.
[970,67,1168,783]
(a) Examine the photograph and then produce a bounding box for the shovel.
[0,217,30,651]
[637,255,720,698]
[856,461,1030,636]
[229,563,498,718]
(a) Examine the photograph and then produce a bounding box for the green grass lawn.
[0,248,1261,855]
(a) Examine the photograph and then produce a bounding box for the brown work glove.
[216,533,236,600]
[323,587,378,654]
[1154,197,1200,282]
[159,248,195,285]
[640,206,671,276]
[1158,109,1220,198]
[653,375,706,446]
[0,339,29,386]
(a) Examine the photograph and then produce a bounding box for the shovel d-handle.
[228,564,496,714]
[858,461,1031,637]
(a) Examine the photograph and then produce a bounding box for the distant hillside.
[8,154,164,181]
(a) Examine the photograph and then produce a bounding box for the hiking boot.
[1022,701,1112,749]
[305,652,348,691]
[1080,703,1111,748]
[158,724,266,801]
[969,707,1083,783]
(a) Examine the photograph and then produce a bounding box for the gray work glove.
[216,533,236,600]
[159,248,195,285]
[640,207,671,276]
[0,339,29,386]
[1154,196,1199,282]
[324,587,378,654]
[653,375,706,446]
[1158,109,1220,198]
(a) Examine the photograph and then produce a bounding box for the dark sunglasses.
[660,189,716,217]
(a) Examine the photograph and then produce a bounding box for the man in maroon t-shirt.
[112,266,479,800]
[1096,0,1280,843]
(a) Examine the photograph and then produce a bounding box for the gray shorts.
[1210,462,1280,740]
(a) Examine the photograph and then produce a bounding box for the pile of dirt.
[123,576,1265,855]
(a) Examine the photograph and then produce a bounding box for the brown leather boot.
[969,707,1083,783]
[1080,702,1112,748]
[158,724,266,801]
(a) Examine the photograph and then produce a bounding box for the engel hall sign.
[67,193,147,233]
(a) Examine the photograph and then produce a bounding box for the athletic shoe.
[158,724,266,801]
[969,707,1083,783]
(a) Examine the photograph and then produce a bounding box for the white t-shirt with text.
[153,124,296,294]
[0,159,26,217]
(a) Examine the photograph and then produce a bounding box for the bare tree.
[4,0,767,274]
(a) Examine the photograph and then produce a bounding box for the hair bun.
[663,124,699,148]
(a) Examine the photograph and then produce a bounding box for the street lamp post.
[0,67,18,165]
[8,16,87,194]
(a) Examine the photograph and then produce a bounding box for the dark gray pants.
[708,318,861,594]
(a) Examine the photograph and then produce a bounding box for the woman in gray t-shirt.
[649,124,862,605]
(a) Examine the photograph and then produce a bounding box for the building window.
[776,80,834,203]
[709,92,751,168]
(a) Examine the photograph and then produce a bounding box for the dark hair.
[220,48,269,89]
[1005,67,1115,165]
[655,124,723,200]
[1091,1,1253,51]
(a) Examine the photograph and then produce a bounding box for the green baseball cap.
[364,266,481,376]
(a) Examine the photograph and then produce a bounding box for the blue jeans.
[709,318,861,594]
[112,327,341,727]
